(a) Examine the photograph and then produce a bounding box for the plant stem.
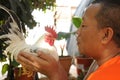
[61,49,63,56]
[6,54,14,80]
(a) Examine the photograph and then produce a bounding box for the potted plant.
[58,43,73,75]
[56,16,82,75]
[75,55,93,80]
[0,43,20,80]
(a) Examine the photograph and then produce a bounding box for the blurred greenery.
[2,63,9,75]
[0,0,56,29]
[77,72,85,80]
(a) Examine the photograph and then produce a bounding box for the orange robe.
[87,56,120,80]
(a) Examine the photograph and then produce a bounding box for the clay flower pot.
[75,56,93,76]
[59,56,72,74]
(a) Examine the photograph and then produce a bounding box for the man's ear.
[101,27,113,44]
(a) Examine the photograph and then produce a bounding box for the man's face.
[77,3,103,57]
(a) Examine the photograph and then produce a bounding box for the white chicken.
[0,5,58,61]
[0,5,59,77]
[31,26,59,60]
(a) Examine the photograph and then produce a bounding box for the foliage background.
[0,0,56,28]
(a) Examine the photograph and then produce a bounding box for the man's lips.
[77,41,80,45]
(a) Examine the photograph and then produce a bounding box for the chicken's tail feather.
[0,5,24,40]
[0,5,26,60]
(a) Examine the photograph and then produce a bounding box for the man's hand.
[17,51,68,80]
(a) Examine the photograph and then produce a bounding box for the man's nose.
[76,28,81,37]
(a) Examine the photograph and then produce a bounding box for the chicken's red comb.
[45,26,57,38]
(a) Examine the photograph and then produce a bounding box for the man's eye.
[81,25,86,28]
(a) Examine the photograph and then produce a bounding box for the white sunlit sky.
[0,0,82,79]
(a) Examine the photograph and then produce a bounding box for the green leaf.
[2,64,9,75]
[0,57,7,62]
[72,16,82,28]
[11,59,20,67]
[57,32,75,40]
[0,52,7,62]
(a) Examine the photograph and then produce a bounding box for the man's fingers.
[37,51,56,62]
[17,52,48,69]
